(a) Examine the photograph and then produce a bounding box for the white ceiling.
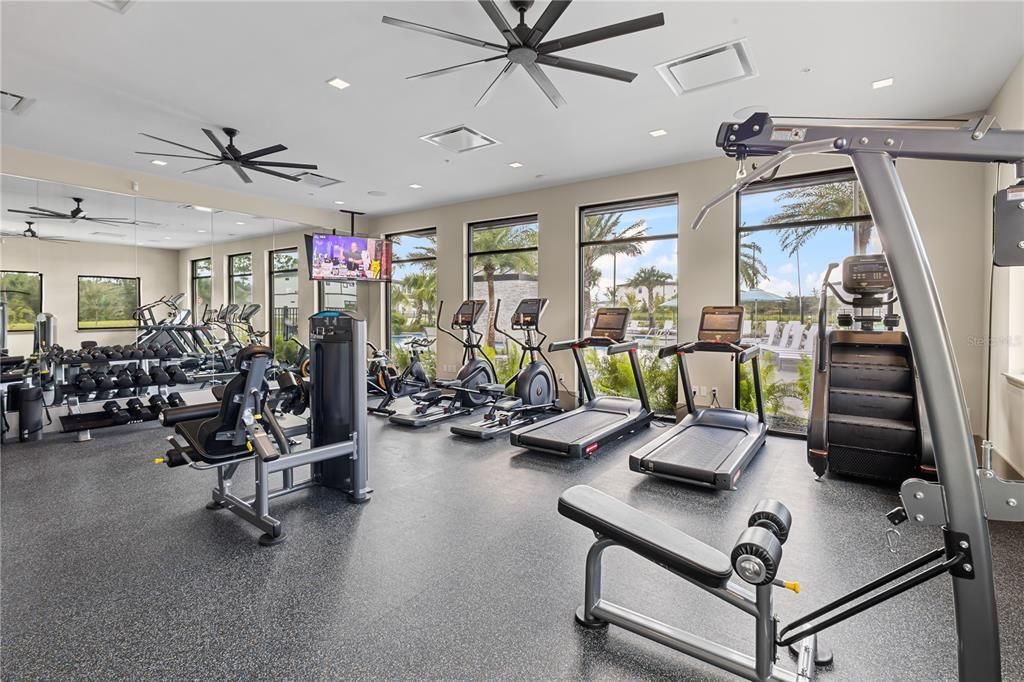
[1,1,1022,218]
[1,174,306,249]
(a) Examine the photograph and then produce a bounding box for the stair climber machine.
[157,310,370,546]
[555,112,1023,680]
[388,300,496,428]
[629,306,767,490]
[807,255,934,482]
[451,297,561,439]
[510,307,653,458]
[366,338,432,417]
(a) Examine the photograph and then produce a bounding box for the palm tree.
[399,272,433,329]
[621,290,643,319]
[764,181,874,256]
[628,266,672,329]
[739,241,768,290]
[470,224,538,347]
[581,213,646,326]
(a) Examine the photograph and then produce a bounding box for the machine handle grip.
[608,340,638,355]
[816,263,838,373]
[658,344,681,359]
[548,339,578,352]
[159,402,220,426]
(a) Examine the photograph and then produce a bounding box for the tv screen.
[306,233,392,282]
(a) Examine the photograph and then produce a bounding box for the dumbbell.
[106,348,124,360]
[148,394,169,415]
[73,372,97,393]
[63,353,83,367]
[93,371,116,391]
[125,346,144,360]
[115,369,134,388]
[166,392,186,408]
[729,500,793,587]
[125,398,146,421]
[132,367,153,387]
[102,400,130,426]
[163,345,182,359]
[116,387,134,398]
[149,366,170,386]
[153,346,168,359]
[165,365,189,384]
[90,350,107,362]
[141,346,155,359]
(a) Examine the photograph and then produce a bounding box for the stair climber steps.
[829,362,913,392]
[828,414,918,454]
[829,387,916,421]
[830,344,910,367]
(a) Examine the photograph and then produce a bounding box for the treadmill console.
[842,254,894,295]
[511,298,548,330]
[697,306,744,344]
[590,307,631,342]
[452,300,487,328]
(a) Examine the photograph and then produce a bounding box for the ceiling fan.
[7,197,157,227]
[382,0,664,108]
[136,127,318,184]
[0,221,78,243]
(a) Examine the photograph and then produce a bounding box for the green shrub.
[739,351,801,416]
[796,355,813,410]
[584,349,677,414]
[275,335,299,364]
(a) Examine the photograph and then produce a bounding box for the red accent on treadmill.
[585,442,599,455]
[809,449,828,458]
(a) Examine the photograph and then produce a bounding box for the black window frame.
[227,252,253,306]
[733,167,874,438]
[268,247,299,351]
[467,214,539,316]
[318,279,358,312]
[191,257,212,319]
[577,194,679,338]
[76,274,141,331]
[0,270,43,333]
[385,227,437,352]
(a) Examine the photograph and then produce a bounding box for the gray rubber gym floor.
[3,403,1023,680]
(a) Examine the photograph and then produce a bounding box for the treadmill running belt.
[518,409,627,448]
[643,425,745,483]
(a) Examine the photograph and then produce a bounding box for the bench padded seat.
[558,485,732,588]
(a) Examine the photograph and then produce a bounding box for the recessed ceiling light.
[409,184,423,189]
[649,129,668,137]
[509,162,523,168]
[235,221,245,225]
[197,229,206,233]
[327,77,351,91]
[334,200,345,205]
[163,236,172,240]
[150,159,167,166]
[193,205,213,213]
[872,77,894,89]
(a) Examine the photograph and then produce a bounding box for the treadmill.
[509,307,653,458]
[629,306,767,490]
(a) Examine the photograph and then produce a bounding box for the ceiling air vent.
[655,39,756,96]
[1,90,35,115]
[295,172,343,189]
[420,125,500,154]
[92,1,134,14]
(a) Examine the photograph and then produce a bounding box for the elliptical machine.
[807,254,933,482]
[388,300,496,428]
[451,298,560,439]
[366,337,432,417]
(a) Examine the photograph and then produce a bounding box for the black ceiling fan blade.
[523,62,566,108]
[230,164,253,184]
[238,144,287,161]
[476,61,517,107]
[477,0,521,46]
[538,13,665,53]
[408,55,505,80]
[83,219,126,227]
[202,128,232,160]
[526,0,572,47]
[136,151,220,160]
[182,162,223,174]
[382,16,506,52]
[28,206,73,217]
[536,53,636,82]
[247,166,301,182]
[42,238,80,243]
[245,161,319,169]
[8,208,66,218]
[138,132,213,156]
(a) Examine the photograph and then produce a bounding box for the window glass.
[229,253,253,306]
[191,257,212,318]
[78,276,139,329]
[388,229,436,376]
[0,271,42,332]
[269,248,299,358]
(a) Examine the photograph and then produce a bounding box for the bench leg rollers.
[258,531,286,547]
[575,606,608,629]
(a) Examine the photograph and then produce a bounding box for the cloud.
[776,262,796,274]
[760,275,797,298]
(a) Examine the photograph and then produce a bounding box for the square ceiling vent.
[295,172,343,189]
[1,90,35,115]
[655,39,756,96]
[420,125,500,154]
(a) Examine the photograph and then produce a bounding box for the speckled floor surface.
[3,401,1023,681]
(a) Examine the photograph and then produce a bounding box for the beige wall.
[368,144,991,431]
[984,57,1024,471]
[0,238,178,355]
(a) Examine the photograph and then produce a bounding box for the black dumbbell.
[126,347,145,360]
[107,349,123,360]
[116,387,134,398]
[163,345,181,359]
[165,365,189,384]
[153,346,168,359]
[74,372,97,393]
[148,394,169,415]
[132,367,153,387]
[102,400,130,426]
[64,353,83,367]
[125,398,146,421]
[149,366,170,385]
[90,350,107,362]
[141,346,155,359]
[93,371,116,391]
[167,392,186,408]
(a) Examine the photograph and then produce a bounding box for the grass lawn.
[77,320,138,329]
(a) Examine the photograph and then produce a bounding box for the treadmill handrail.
[608,340,638,355]
[548,336,617,352]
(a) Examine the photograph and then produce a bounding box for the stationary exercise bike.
[450,298,561,439]
[388,300,496,428]
[366,338,432,417]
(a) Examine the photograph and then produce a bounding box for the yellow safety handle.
[152,457,166,465]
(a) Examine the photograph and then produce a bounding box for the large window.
[191,257,212,319]
[269,248,299,359]
[77,276,140,330]
[468,216,538,367]
[320,280,358,313]
[228,253,253,306]
[388,228,436,375]
[579,196,678,413]
[0,271,42,332]
[736,168,878,435]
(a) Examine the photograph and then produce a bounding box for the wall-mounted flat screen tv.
[306,233,392,282]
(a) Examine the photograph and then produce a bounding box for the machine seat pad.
[558,485,732,588]
[479,383,508,395]
[174,418,248,463]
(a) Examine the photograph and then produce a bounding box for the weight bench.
[559,485,823,682]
